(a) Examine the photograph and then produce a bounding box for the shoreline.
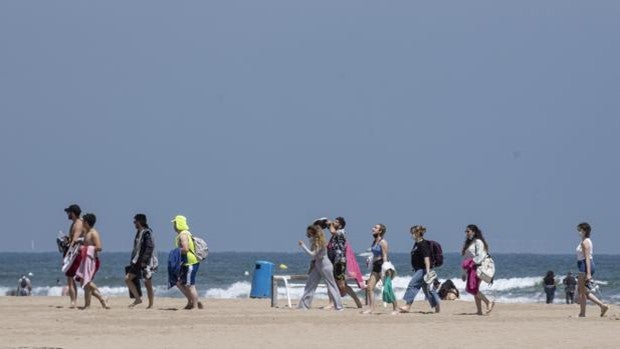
[1,297,618,349]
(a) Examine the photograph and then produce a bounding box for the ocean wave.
[204,282,251,299]
[386,276,543,292]
[1,275,617,304]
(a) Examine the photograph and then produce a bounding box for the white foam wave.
[1,274,617,305]
[388,275,542,292]
[204,282,251,299]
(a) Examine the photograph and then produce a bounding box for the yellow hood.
[171,215,189,231]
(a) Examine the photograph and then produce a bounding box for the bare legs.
[326,280,363,309]
[177,282,201,310]
[362,272,380,314]
[577,273,609,317]
[124,273,142,307]
[475,291,494,315]
[344,284,363,308]
[144,278,154,309]
[67,276,77,308]
[124,273,154,308]
[82,282,109,309]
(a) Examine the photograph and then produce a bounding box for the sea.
[1,252,619,305]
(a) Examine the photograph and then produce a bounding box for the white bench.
[270,274,364,308]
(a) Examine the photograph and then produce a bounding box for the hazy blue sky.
[1,1,619,254]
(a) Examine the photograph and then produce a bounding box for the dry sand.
[0,296,618,349]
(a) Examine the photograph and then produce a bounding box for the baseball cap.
[64,204,81,216]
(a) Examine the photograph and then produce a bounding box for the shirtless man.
[64,204,83,308]
[79,213,109,309]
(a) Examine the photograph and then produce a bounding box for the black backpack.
[428,240,444,268]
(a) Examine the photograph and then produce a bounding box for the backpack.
[427,240,444,268]
[191,235,209,261]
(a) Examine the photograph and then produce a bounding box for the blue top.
[371,239,383,260]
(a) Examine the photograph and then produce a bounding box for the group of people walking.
[297,218,495,315]
[59,204,205,310]
[297,218,610,318]
[56,205,610,318]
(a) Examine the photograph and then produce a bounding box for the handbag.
[476,255,495,284]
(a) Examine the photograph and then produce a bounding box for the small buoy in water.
[279,264,288,270]
[244,271,250,276]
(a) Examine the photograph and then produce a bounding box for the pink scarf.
[461,258,479,295]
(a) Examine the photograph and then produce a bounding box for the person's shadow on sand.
[456,312,488,316]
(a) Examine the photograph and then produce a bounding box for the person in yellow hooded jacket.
[172,215,203,310]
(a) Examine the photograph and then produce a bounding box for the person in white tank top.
[576,238,593,261]
[575,222,608,318]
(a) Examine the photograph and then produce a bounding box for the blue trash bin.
[250,260,275,298]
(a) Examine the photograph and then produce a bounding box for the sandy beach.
[0,297,617,349]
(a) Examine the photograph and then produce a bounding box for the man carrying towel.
[125,214,157,309]
[63,204,83,308]
[172,215,203,310]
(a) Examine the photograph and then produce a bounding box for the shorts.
[577,259,595,276]
[64,253,83,278]
[372,260,383,274]
[333,260,347,281]
[126,264,152,280]
[179,263,200,286]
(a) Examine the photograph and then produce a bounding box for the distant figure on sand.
[562,272,576,304]
[172,215,203,310]
[575,223,609,317]
[63,204,84,308]
[75,213,109,309]
[461,224,494,315]
[125,214,158,309]
[319,217,363,309]
[297,225,343,311]
[362,223,389,314]
[543,271,556,304]
[17,275,32,296]
[399,225,440,314]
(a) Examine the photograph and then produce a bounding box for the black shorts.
[372,260,383,274]
[333,261,347,281]
[125,264,152,280]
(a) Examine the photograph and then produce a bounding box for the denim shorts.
[577,259,595,276]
